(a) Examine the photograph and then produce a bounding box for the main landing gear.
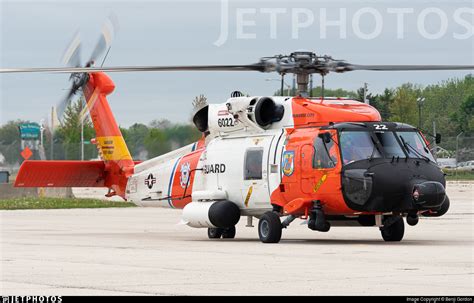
[380,215,404,242]
[257,202,332,244]
[207,226,236,239]
[258,211,282,243]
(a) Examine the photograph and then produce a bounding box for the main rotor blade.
[0,64,267,74]
[346,64,474,72]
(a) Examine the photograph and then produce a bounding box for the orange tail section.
[15,72,134,199]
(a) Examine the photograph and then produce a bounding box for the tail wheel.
[258,212,282,243]
[222,226,236,239]
[380,216,405,242]
[208,228,223,239]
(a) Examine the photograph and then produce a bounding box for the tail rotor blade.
[89,13,119,65]
[56,88,76,122]
[62,31,82,67]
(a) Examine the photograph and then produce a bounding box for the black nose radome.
[412,181,446,209]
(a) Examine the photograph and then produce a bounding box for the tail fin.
[15,72,134,199]
[81,72,135,197]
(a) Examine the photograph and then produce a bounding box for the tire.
[258,212,282,243]
[406,214,419,226]
[381,216,405,242]
[208,228,223,239]
[222,226,236,239]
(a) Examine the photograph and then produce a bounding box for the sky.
[0,0,473,127]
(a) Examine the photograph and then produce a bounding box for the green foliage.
[122,123,149,159]
[55,99,96,160]
[275,86,357,98]
[423,75,474,136]
[389,83,421,127]
[0,197,136,210]
[144,128,171,158]
[144,119,201,158]
[0,120,25,164]
[367,89,394,121]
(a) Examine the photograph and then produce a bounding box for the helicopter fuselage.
[125,96,447,228]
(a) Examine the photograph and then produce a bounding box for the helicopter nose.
[342,160,446,212]
[412,181,446,210]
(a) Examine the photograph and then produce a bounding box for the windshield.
[373,132,406,158]
[397,131,435,162]
[339,129,436,165]
[340,131,381,165]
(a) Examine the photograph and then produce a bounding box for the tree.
[274,86,357,98]
[122,123,149,159]
[55,99,96,160]
[370,89,394,121]
[452,94,474,134]
[0,120,26,164]
[389,84,420,127]
[144,128,171,158]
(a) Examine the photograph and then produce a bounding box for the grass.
[443,170,474,181]
[0,197,137,210]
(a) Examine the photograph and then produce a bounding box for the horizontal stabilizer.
[15,161,106,187]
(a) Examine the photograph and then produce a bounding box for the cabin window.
[244,148,263,180]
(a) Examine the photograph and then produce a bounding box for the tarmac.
[0,182,472,295]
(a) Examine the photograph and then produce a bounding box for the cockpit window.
[340,131,381,165]
[397,131,435,162]
[313,134,338,169]
[373,132,406,158]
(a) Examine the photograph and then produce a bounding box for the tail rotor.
[56,14,118,122]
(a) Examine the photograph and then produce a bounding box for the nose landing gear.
[380,215,405,241]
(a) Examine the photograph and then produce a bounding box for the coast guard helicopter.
[2,27,473,243]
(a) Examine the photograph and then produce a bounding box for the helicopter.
[3,26,473,243]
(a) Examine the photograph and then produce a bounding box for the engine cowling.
[181,201,241,228]
[247,97,285,128]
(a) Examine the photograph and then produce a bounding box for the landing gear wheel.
[222,226,236,239]
[208,228,223,239]
[258,212,282,243]
[380,216,405,242]
[406,214,419,226]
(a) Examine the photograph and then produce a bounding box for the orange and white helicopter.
[3,31,473,243]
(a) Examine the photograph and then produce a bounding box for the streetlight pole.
[363,82,369,104]
[417,97,425,129]
[50,106,54,160]
[39,119,44,146]
[456,132,463,169]
[80,97,84,161]
[280,74,284,96]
